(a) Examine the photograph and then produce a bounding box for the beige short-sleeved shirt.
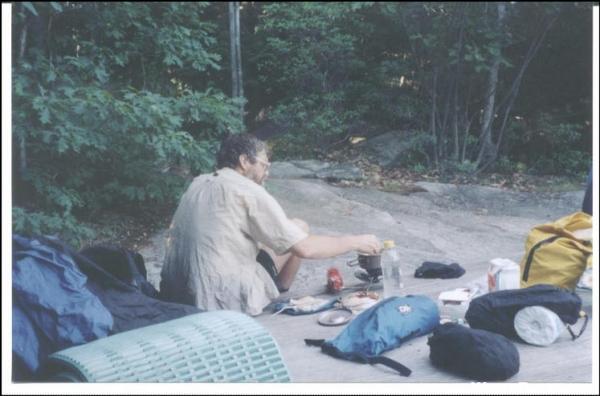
[160,167,308,316]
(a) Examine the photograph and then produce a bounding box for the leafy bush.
[448,160,479,175]
[503,111,591,176]
[493,156,527,174]
[529,151,591,177]
[13,207,96,248]
[393,133,435,168]
[254,3,372,156]
[268,93,361,158]
[13,2,241,242]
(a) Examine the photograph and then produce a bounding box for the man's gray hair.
[216,133,268,169]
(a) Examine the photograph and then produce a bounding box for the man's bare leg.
[265,218,309,291]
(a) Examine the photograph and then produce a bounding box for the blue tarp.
[12,235,113,374]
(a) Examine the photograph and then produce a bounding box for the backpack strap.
[304,339,412,376]
[521,235,561,282]
[366,356,412,377]
[304,339,325,347]
[566,311,589,340]
[124,249,145,288]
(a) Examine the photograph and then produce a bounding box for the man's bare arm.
[290,234,381,259]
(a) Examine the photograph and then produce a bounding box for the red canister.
[327,267,344,293]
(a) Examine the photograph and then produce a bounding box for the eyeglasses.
[254,157,271,170]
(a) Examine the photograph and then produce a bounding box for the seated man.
[160,133,381,315]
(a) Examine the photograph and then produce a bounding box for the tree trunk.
[477,12,558,173]
[460,81,473,163]
[452,90,459,161]
[439,76,452,163]
[452,9,466,161]
[475,3,506,168]
[460,117,472,163]
[18,13,29,178]
[229,2,244,127]
[430,68,439,168]
[235,1,244,124]
[229,2,238,99]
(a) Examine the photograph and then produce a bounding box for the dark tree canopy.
[12,2,593,246]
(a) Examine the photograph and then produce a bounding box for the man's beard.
[248,171,266,185]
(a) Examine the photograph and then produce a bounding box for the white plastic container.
[381,240,403,299]
[487,258,520,292]
[437,287,478,323]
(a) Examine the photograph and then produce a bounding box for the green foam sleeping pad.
[45,310,290,382]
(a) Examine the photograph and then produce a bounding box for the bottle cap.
[383,240,395,249]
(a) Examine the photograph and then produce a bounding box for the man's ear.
[238,154,250,170]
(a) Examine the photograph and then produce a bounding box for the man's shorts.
[257,249,289,292]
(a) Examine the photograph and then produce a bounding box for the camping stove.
[354,268,382,284]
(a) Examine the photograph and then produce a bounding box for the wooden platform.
[255,268,593,383]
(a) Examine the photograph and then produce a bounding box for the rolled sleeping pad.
[514,305,565,346]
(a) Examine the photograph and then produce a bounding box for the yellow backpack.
[520,212,593,290]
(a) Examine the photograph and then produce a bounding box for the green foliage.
[254,2,374,153]
[503,111,591,176]
[409,163,428,174]
[12,2,593,245]
[13,207,96,248]
[493,156,526,174]
[445,159,478,175]
[13,2,241,242]
[394,133,435,168]
[248,2,590,176]
[268,93,360,157]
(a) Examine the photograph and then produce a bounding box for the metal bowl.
[317,308,353,326]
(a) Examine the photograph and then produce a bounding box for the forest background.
[11,2,594,247]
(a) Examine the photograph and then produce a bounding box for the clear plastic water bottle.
[381,240,403,298]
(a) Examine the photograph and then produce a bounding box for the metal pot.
[347,254,382,277]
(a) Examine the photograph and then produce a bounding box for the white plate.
[317,308,353,326]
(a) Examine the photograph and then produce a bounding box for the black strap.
[305,339,411,376]
[522,235,561,282]
[566,311,589,340]
[123,250,141,287]
[367,355,412,376]
[304,339,325,347]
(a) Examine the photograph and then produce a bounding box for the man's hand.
[353,234,382,255]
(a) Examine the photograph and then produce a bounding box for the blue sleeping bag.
[306,295,440,376]
[12,235,113,376]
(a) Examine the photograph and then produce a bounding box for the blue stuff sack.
[305,295,440,376]
[12,235,114,376]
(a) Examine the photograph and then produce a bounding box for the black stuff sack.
[414,261,465,279]
[79,244,158,298]
[465,284,587,341]
[305,295,440,376]
[428,323,520,381]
